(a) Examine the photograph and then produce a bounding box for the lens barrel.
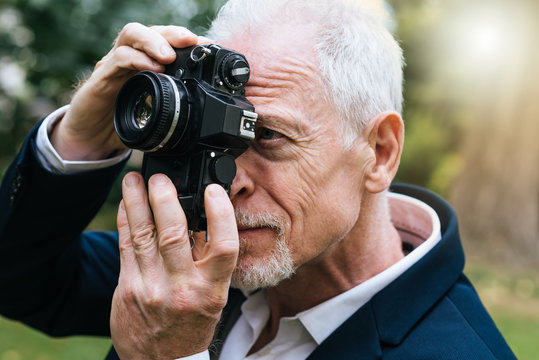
[114,71,189,152]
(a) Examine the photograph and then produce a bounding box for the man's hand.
[111,172,239,359]
[50,24,200,161]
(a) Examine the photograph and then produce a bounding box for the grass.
[465,262,539,359]
[490,312,539,360]
[0,317,110,360]
[0,262,537,359]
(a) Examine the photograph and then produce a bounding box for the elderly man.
[0,0,515,359]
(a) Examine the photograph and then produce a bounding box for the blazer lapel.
[307,302,382,360]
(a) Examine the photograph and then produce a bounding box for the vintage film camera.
[114,44,257,231]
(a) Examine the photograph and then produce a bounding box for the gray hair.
[207,0,404,146]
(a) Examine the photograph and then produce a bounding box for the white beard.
[231,209,295,292]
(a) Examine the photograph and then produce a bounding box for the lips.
[234,208,285,237]
[237,226,269,234]
[237,225,264,231]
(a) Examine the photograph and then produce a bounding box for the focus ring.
[143,73,175,150]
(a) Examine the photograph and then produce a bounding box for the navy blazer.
[0,123,516,359]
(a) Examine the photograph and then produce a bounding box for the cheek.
[289,172,363,259]
[262,153,364,260]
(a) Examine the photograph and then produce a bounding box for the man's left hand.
[111,172,239,359]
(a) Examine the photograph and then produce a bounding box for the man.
[0,0,516,359]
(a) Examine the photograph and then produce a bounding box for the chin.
[230,235,295,292]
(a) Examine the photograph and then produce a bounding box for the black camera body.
[114,44,257,231]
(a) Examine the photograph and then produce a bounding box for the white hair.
[207,0,404,146]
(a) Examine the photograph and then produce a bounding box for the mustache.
[234,208,286,237]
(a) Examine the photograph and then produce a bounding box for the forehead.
[220,22,333,129]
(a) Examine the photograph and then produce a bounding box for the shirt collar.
[240,192,442,346]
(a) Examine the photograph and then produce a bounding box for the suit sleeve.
[0,120,127,337]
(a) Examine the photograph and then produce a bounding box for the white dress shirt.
[35,105,131,174]
[219,193,441,360]
[35,107,442,360]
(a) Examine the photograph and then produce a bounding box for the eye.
[255,127,283,141]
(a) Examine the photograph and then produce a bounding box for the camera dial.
[219,53,250,90]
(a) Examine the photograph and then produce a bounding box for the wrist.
[50,112,123,161]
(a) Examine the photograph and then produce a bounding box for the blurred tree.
[4,0,535,269]
[450,0,539,266]
[0,0,225,178]
[390,0,539,267]
[389,0,462,195]
[0,0,536,357]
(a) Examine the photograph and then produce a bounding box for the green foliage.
[0,0,468,195]
[0,0,537,357]
[0,316,110,359]
[389,0,465,196]
[0,0,226,178]
[1,263,537,358]
[465,263,539,360]
[394,109,460,194]
[492,313,539,360]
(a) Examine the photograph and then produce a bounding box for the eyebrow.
[256,112,307,137]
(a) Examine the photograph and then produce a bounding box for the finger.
[147,174,194,273]
[122,172,160,275]
[151,25,199,49]
[95,46,166,80]
[116,200,140,279]
[109,46,167,73]
[200,184,239,283]
[114,22,178,64]
[197,36,215,45]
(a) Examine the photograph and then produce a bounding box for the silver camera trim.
[148,74,182,152]
[239,110,258,140]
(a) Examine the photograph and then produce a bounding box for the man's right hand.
[50,24,201,161]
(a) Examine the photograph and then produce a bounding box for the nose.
[230,152,255,201]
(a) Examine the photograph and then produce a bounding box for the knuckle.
[130,224,156,251]
[118,238,132,253]
[94,58,106,70]
[211,292,228,309]
[141,285,165,309]
[214,237,239,257]
[120,22,143,38]
[118,280,139,302]
[113,45,132,60]
[201,292,228,314]
[158,225,188,249]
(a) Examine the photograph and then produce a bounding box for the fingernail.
[207,184,226,198]
[124,173,140,187]
[161,45,175,57]
[150,174,169,185]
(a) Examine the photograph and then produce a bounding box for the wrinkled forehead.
[218,22,338,135]
[219,22,321,91]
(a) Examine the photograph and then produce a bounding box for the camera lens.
[114,71,189,152]
[133,92,153,129]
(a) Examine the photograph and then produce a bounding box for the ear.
[362,111,404,194]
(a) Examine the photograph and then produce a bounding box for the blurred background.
[0,0,538,358]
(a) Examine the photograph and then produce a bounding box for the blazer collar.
[214,185,463,359]
[309,184,464,356]
[307,301,382,359]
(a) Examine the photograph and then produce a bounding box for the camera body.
[114,44,257,231]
